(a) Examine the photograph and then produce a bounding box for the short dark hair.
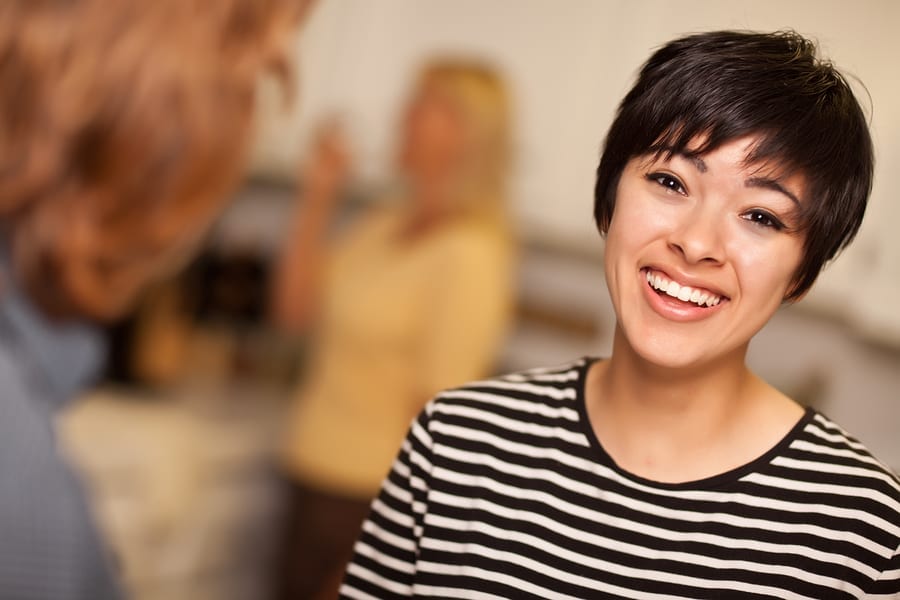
[594,30,873,300]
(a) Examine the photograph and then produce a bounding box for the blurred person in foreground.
[272,59,516,598]
[341,31,900,598]
[0,0,310,597]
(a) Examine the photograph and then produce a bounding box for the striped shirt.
[341,358,900,599]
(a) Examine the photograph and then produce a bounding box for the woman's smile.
[640,266,728,322]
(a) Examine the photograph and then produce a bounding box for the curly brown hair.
[0,0,310,320]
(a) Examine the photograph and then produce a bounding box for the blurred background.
[58,1,899,599]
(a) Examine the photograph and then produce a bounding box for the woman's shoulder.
[430,212,512,248]
[420,219,514,284]
[801,411,899,472]
[789,409,900,504]
[424,358,589,425]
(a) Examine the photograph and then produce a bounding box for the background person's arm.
[270,123,350,332]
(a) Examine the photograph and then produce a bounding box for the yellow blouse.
[281,205,515,499]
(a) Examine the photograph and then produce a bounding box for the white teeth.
[645,270,723,308]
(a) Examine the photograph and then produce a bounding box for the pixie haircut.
[594,30,873,301]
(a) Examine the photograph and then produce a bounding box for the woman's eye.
[742,209,785,231]
[647,172,686,195]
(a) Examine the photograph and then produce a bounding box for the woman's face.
[398,82,467,180]
[604,135,806,370]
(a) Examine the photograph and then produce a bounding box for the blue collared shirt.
[0,258,122,599]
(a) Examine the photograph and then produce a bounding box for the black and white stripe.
[341,358,900,599]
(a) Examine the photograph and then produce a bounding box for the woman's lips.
[644,268,725,308]
[640,268,729,321]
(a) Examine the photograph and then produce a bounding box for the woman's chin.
[615,326,730,373]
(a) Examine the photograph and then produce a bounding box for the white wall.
[251,0,900,345]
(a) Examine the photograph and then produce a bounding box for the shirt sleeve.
[339,404,436,599]
[416,227,513,409]
[868,543,900,598]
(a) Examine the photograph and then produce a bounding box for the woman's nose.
[667,206,726,265]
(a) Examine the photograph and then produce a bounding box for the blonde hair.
[0,0,309,320]
[413,58,512,221]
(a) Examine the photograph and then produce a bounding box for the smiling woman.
[340,31,900,600]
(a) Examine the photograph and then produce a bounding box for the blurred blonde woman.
[272,59,516,599]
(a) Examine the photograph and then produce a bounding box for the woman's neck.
[403,176,456,237]
[586,326,803,483]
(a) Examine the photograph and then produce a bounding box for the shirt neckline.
[573,356,816,491]
[0,253,105,406]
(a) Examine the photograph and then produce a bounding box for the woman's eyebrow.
[745,176,800,206]
[685,154,707,173]
[661,149,708,173]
